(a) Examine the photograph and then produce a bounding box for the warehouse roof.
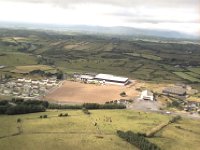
[94,74,128,82]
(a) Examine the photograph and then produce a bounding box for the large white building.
[75,73,129,86]
[94,74,129,86]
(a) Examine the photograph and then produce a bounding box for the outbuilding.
[140,90,154,101]
[163,87,186,96]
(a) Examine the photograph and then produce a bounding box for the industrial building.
[74,73,129,86]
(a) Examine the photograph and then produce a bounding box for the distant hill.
[0,21,199,40]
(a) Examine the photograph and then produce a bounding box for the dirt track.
[44,80,139,104]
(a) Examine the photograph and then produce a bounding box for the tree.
[57,70,64,80]
[120,91,126,97]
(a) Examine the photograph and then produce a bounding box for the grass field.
[173,72,200,82]
[185,72,200,79]
[0,52,37,66]
[0,110,199,150]
[11,65,55,74]
[188,67,200,75]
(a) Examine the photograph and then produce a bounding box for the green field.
[173,72,200,82]
[11,65,56,74]
[0,110,200,150]
[188,67,200,75]
[0,52,37,66]
[185,72,200,79]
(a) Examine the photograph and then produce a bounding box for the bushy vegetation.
[83,103,126,109]
[120,91,126,97]
[48,103,82,109]
[0,99,48,115]
[82,108,91,115]
[58,113,68,117]
[40,114,48,118]
[48,103,126,110]
[6,105,45,115]
[117,130,160,150]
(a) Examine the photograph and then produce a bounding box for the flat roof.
[94,74,128,82]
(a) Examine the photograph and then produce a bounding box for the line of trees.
[117,130,160,150]
[0,100,126,115]
[48,103,126,110]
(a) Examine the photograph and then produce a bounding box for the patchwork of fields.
[0,29,200,86]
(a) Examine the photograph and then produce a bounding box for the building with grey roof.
[163,86,186,96]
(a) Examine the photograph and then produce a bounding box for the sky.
[0,0,199,36]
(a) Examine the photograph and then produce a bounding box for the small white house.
[140,90,154,101]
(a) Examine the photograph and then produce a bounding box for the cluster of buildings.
[74,73,129,86]
[0,78,59,98]
[162,84,198,98]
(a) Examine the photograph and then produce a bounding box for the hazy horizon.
[0,0,199,36]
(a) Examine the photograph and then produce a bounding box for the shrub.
[63,113,68,117]
[17,118,22,123]
[82,108,91,115]
[169,115,181,123]
[120,91,126,97]
[43,114,48,118]
[58,113,63,117]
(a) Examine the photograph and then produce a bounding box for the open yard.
[0,110,200,150]
[44,80,139,104]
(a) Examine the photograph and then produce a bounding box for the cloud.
[1,0,200,8]
[0,0,199,35]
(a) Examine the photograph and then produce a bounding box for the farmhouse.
[140,90,154,101]
[94,74,129,86]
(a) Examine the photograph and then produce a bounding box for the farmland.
[0,29,200,150]
[0,29,200,87]
[173,72,200,82]
[11,65,56,74]
[0,110,200,150]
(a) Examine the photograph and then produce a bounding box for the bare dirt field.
[44,80,139,104]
